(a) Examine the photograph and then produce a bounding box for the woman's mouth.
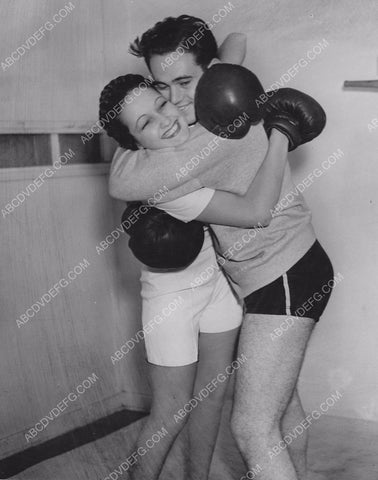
[162,120,181,139]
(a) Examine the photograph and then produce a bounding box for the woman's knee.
[148,405,189,436]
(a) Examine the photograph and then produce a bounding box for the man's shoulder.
[184,121,267,151]
[234,121,268,151]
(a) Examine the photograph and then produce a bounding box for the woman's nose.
[158,113,171,128]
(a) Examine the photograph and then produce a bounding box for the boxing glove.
[121,202,204,269]
[195,63,265,139]
[263,88,326,151]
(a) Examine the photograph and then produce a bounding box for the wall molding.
[0,122,99,134]
[0,163,110,182]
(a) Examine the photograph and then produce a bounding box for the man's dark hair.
[99,74,150,150]
[129,15,218,70]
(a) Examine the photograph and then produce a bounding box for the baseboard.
[0,391,151,478]
[0,390,151,461]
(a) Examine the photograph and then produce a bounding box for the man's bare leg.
[231,314,315,480]
[282,388,308,478]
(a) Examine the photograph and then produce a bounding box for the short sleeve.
[155,188,215,222]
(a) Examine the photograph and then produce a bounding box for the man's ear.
[208,58,221,68]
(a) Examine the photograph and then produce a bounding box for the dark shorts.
[244,241,334,322]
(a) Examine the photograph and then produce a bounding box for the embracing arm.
[108,127,235,202]
[109,146,201,201]
[195,130,289,227]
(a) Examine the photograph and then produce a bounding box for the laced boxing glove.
[195,63,265,139]
[195,64,326,149]
[121,202,204,269]
[263,88,326,151]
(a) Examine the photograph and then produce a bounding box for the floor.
[10,400,378,480]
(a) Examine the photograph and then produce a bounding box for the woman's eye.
[180,81,190,86]
[142,120,150,130]
[159,101,167,109]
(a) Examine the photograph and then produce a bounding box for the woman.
[100,38,290,480]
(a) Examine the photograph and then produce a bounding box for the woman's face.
[119,88,190,149]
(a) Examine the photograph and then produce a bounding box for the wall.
[0,165,151,457]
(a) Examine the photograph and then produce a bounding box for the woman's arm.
[108,146,203,202]
[195,130,289,227]
[217,32,247,65]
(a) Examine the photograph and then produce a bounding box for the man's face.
[149,52,205,125]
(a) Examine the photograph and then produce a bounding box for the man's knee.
[231,408,257,444]
[231,407,279,445]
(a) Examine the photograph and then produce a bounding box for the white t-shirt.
[155,187,215,222]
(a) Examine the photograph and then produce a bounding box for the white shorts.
[140,229,243,366]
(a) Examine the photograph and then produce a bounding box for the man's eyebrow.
[172,75,192,83]
[153,75,192,86]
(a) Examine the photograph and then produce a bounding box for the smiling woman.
[99,74,190,151]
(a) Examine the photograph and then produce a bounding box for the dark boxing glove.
[195,63,265,139]
[263,88,326,151]
[121,202,204,269]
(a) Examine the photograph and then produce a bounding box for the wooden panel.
[59,134,102,164]
[0,135,51,167]
[0,0,104,133]
[0,168,148,456]
[0,134,105,168]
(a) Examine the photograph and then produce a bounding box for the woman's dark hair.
[99,74,148,150]
[129,15,218,70]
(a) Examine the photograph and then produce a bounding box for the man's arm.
[157,130,289,228]
[217,32,247,65]
[196,130,288,227]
